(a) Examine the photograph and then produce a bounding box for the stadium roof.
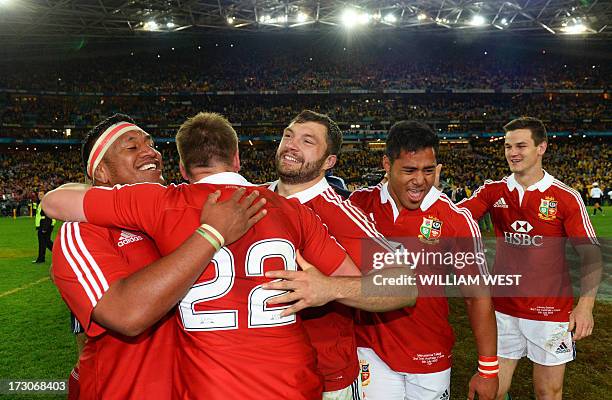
[0,0,610,40]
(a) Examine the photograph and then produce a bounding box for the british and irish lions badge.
[538,197,558,221]
[419,216,443,244]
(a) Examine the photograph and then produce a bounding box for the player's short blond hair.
[176,112,238,177]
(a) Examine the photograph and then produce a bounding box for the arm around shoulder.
[42,183,90,222]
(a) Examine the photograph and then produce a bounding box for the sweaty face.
[275,121,332,185]
[98,130,164,186]
[504,129,545,176]
[384,148,437,210]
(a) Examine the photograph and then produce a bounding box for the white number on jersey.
[179,239,296,331]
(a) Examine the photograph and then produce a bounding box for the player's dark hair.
[176,112,238,178]
[81,113,136,178]
[503,117,548,145]
[385,120,439,162]
[290,110,343,156]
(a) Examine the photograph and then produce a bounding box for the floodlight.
[561,23,587,34]
[143,21,159,31]
[357,13,371,25]
[417,13,427,21]
[296,12,308,23]
[383,14,397,23]
[469,15,486,26]
[166,22,176,28]
[341,9,358,28]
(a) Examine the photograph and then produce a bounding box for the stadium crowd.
[1,38,609,213]
[0,43,609,93]
[2,137,609,216]
[1,93,609,139]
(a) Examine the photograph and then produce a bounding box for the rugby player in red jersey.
[43,112,400,399]
[51,114,265,399]
[349,121,498,400]
[457,117,602,400]
[264,110,417,400]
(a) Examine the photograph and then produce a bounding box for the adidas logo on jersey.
[117,231,144,247]
[494,197,509,208]
[555,342,571,354]
[439,389,450,400]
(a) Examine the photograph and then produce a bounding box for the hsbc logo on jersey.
[117,231,144,247]
[511,220,533,233]
[504,220,543,247]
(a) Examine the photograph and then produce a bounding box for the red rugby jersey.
[269,178,395,391]
[350,184,486,373]
[52,222,175,400]
[83,172,347,400]
[458,172,599,322]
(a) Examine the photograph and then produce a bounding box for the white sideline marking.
[0,277,50,299]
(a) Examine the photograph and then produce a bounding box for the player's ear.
[324,154,337,170]
[179,162,190,181]
[232,149,241,172]
[382,155,392,173]
[94,163,111,185]
[537,140,548,156]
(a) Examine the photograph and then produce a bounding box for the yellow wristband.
[196,227,221,251]
[200,224,225,247]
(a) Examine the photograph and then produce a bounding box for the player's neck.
[276,176,323,198]
[190,166,237,183]
[387,184,405,213]
[514,166,545,190]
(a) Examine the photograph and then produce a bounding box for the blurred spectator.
[33,190,55,263]
[590,183,604,216]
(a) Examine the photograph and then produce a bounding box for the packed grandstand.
[1,35,610,214]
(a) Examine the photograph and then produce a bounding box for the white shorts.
[496,311,575,366]
[357,347,451,400]
[323,376,362,400]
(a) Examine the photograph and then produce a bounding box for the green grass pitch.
[0,210,610,399]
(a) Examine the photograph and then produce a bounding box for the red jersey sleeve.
[52,222,133,337]
[83,183,166,235]
[295,202,347,276]
[561,188,600,246]
[457,181,495,221]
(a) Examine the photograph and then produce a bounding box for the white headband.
[87,122,143,179]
